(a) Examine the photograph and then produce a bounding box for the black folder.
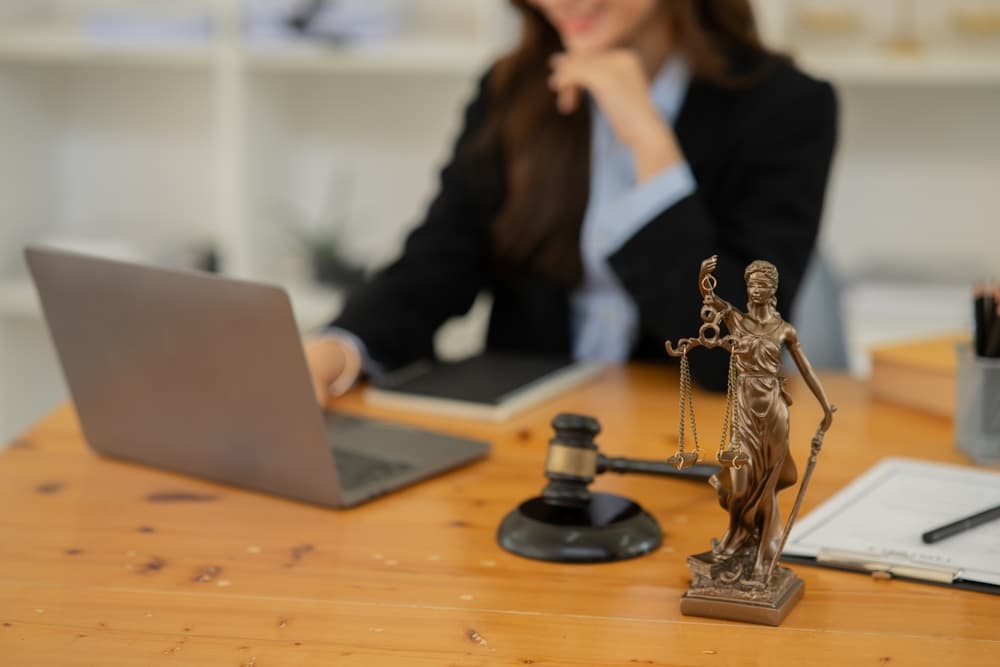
[364,353,604,421]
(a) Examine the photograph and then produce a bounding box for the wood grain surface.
[1,366,997,666]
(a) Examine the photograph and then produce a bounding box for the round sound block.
[496,492,662,563]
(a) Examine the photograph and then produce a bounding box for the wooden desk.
[1,367,997,665]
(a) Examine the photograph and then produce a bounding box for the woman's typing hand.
[303,336,363,406]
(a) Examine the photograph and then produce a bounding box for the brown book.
[869,333,967,418]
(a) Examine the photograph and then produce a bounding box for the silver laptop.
[25,246,490,507]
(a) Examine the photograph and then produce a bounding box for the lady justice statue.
[665,255,835,625]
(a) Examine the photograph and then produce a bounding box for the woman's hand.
[303,337,362,406]
[548,49,682,181]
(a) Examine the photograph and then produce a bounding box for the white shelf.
[244,37,494,76]
[0,25,215,68]
[797,49,1000,85]
[8,26,998,84]
[0,26,495,76]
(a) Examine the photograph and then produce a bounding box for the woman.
[697,255,834,581]
[306,0,838,402]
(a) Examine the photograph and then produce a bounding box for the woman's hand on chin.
[548,49,683,181]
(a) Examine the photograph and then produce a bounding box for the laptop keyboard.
[333,448,414,490]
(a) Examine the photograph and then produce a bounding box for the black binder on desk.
[782,458,1000,595]
[364,353,605,422]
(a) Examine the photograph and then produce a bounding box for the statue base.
[680,550,804,626]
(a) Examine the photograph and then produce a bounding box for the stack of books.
[868,333,968,418]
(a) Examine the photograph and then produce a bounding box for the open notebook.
[783,457,1000,594]
[364,353,605,422]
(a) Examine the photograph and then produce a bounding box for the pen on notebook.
[921,503,1000,544]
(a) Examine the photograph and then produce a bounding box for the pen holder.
[955,344,1000,464]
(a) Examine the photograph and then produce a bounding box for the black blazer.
[333,56,838,390]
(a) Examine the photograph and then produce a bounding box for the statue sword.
[766,408,836,582]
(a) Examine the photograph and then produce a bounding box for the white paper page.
[785,458,1000,586]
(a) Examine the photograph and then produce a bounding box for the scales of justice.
[664,255,836,625]
[497,255,835,626]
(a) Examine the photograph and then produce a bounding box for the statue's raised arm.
[665,255,737,357]
[698,256,728,310]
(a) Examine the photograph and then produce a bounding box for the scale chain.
[717,351,737,459]
[674,351,701,463]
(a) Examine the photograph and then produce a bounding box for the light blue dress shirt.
[571,55,695,362]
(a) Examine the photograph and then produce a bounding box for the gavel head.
[541,413,602,508]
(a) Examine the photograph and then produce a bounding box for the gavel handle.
[597,455,720,481]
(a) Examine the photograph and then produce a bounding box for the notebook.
[365,353,605,422]
[25,246,490,508]
[782,457,1000,594]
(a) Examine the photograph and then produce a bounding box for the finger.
[313,378,330,406]
[548,68,581,115]
[557,85,580,114]
[304,338,344,405]
[548,53,593,89]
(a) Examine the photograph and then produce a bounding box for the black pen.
[988,299,1000,359]
[974,284,993,357]
[921,503,1000,544]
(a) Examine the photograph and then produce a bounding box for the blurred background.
[1,0,998,442]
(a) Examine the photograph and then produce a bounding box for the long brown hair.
[480,0,769,288]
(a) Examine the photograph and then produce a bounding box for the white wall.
[825,83,1000,282]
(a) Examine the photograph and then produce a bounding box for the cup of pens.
[956,286,1000,463]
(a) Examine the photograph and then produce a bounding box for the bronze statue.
[665,255,835,625]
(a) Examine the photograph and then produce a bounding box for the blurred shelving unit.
[0,0,510,442]
[755,0,1000,85]
[243,37,494,75]
[0,0,509,312]
[796,50,1000,85]
[755,0,1000,374]
[0,24,215,67]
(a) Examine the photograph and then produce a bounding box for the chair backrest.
[788,251,849,371]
